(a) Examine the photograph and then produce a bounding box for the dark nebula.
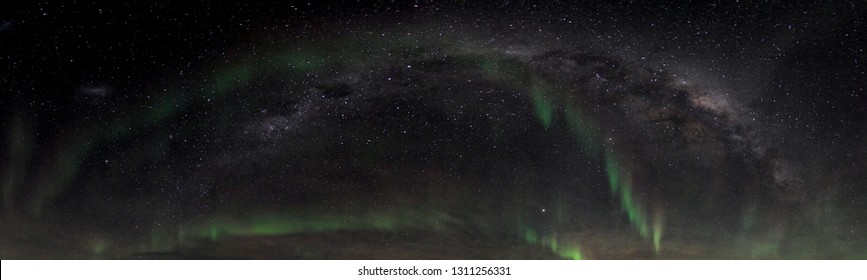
[2,1,866,259]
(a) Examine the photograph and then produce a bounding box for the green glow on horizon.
[750,239,781,258]
[518,223,585,260]
[558,246,584,260]
[546,236,558,252]
[143,225,178,252]
[738,204,781,258]
[605,150,648,236]
[604,149,668,253]
[523,227,539,244]
[209,225,219,241]
[546,235,584,260]
[184,210,447,241]
[90,239,107,254]
[652,207,664,253]
[16,34,676,260]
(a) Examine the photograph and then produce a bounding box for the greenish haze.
[108,94,186,138]
[531,84,555,128]
[23,48,332,215]
[148,226,179,252]
[652,212,663,253]
[563,104,601,156]
[523,227,539,244]
[30,135,97,216]
[604,150,666,252]
[750,239,781,258]
[149,94,186,122]
[546,236,558,252]
[558,246,584,260]
[544,235,584,260]
[518,224,584,260]
[478,56,499,75]
[184,210,447,241]
[209,225,219,241]
[213,62,255,95]
[31,89,189,216]
[90,239,107,254]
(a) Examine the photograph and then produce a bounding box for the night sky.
[2,1,866,259]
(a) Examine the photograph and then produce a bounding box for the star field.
[2,1,866,259]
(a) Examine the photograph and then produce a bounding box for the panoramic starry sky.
[2,1,866,259]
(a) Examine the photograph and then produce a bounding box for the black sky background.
[4,1,865,140]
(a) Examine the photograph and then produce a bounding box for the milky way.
[2,1,866,259]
